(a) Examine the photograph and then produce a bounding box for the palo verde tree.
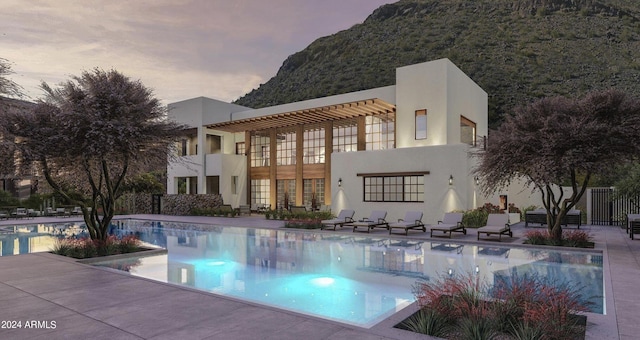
[476,89,640,241]
[0,69,185,241]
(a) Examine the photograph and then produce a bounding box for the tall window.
[332,118,357,153]
[415,109,427,140]
[206,176,219,194]
[303,125,325,164]
[251,179,270,207]
[364,175,424,202]
[235,142,245,155]
[366,113,395,150]
[460,116,477,146]
[276,129,296,165]
[276,179,296,210]
[251,132,270,167]
[205,135,221,154]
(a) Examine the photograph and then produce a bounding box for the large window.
[460,116,477,146]
[205,135,221,154]
[235,142,245,155]
[415,109,427,140]
[303,125,325,164]
[251,179,270,207]
[251,132,270,167]
[366,113,395,150]
[276,129,296,165]
[206,176,219,194]
[276,179,296,210]
[364,175,424,202]
[332,118,357,153]
[303,178,324,209]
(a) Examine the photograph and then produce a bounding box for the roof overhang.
[206,98,395,133]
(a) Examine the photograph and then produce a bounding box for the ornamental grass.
[399,272,588,340]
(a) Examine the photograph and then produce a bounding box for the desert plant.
[563,229,593,248]
[509,321,545,340]
[523,230,549,245]
[456,317,498,340]
[398,309,450,338]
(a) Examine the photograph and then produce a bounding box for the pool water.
[93,220,604,327]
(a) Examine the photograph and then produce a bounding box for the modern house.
[167,58,490,223]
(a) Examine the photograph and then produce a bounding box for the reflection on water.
[101,220,604,323]
[0,223,88,256]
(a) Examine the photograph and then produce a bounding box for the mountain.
[234,0,640,127]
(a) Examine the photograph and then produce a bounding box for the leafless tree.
[476,89,640,240]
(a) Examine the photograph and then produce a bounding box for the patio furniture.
[71,206,82,215]
[56,207,70,217]
[290,205,307,213]
[388,211,425,235]
[477,213,512,241]
[352,210,388,233]
[628,214,640,240]
[13,207,28,219]
[525,209,581,229]
[320,209,355,231]
[239,205,251,215]
[429,212,466,238]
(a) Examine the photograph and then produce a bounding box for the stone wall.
[117,193,224,215]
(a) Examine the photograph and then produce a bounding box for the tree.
[476,89,640,241]
[612,162,640,211]
[0,57,22,98]
[0,69,185,241]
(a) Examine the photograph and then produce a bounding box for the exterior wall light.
[475,176,479,185]
[338,178,342,187]
[449,175,453,186]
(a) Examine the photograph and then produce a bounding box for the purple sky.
[1,0,395,104]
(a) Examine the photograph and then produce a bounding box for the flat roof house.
[167,58,489,223]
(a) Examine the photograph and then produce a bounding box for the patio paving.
[0,214,638,339]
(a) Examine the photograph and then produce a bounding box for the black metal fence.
[590,188,640,225]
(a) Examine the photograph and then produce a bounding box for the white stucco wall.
[331,144,477,225]
[394,58,487,149]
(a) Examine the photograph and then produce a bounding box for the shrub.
[408,271,588,340]
[52,235,142,258]
[398,309,450,338]
[524,229,593,248]
[463,209,488,228]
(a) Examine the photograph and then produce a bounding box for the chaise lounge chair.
[429,212,466,238]
[389,211,425,235]
[320,209,355,230]
[477,213,512,241]
[352,210,388,233]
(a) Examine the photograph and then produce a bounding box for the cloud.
[1,0,394,104]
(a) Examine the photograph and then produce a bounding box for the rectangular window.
[332,118,357,153]
[366,113,395,150]
[250,132,270,167]
[303,125,325,164]
[460,116,477,146]
[206,176,219,195]
[276,129,296,165]
[206,135,221,154]
[236,142,245,155]
[415,109,427,140]
[231,176,238,195]
[363,175,424,202]
[251,179,270,207]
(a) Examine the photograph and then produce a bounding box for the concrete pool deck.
[0,214,637,339]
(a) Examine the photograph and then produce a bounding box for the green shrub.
[398,309,450,337]
[462,209,488,228]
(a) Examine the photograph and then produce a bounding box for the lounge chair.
[13,207,28,219]
[56,207,69,217]
[320,209,355,230]
[477,214,512,241]
[429,212,466,238]
[389,211,425,235]
[352,210,388,233]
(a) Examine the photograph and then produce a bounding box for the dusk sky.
[1,0,395,105]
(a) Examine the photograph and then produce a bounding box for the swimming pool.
[90,219,604,328]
